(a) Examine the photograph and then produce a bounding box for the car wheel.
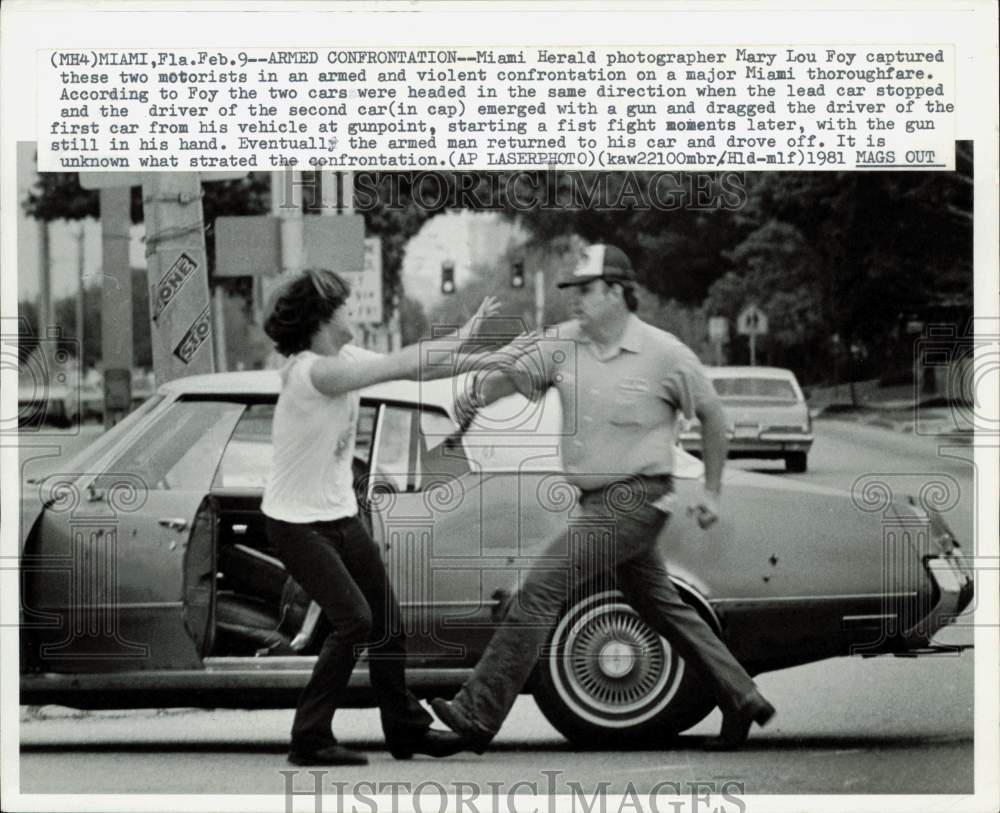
[785,452,808,473]
[533,590,715,747]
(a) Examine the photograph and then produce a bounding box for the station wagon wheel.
[533,590,715,747]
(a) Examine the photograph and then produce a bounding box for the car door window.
[92,400,245,492]
[372,405,470,493]
[461,390,563,473]
[212,402,378,489]
[420,409,471,487]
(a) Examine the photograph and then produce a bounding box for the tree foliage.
[507,155,972,382]
[23,159,972,384]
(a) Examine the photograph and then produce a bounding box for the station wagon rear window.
[711,377,798,402]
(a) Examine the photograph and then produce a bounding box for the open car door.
[23,399,244,673]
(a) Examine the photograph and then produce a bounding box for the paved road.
[734,417,975,552]
[16,420,979,798]
[18,646,974,796]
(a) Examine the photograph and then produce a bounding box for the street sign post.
[736,304,768,366]
[708,316,729,366]
[345,238,384,324]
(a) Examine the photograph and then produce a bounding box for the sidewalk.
[809,380,975,442]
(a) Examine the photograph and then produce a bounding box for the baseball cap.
[556,244,636,288]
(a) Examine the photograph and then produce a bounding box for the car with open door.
[20,370,972,746]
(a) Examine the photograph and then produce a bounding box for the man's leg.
[616,545,758,707]
[616,543,775,748]
[443,492,662,738]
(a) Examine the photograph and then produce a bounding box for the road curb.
[815,410,974,444]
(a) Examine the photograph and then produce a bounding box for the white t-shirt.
[261,345,382,523]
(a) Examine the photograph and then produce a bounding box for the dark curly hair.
[263,268,352,356]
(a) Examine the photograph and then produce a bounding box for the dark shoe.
[429,698,491,755]
[388,727,466,760]
[287,744,369,766]
[706,693,776,751]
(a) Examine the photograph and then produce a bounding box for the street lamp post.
[74,222,85,368]
[534,267,545,330]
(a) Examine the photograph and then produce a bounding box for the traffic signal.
[511,261,525,289]
[441,260,455,295]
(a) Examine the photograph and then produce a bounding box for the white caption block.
[39,46,955,172]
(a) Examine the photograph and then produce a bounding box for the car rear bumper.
[681,434,814,458]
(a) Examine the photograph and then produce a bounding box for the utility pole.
[74,221,85,367]
[81,171,247,389]
[534,266,545,330]
[98,187,133,428]
[264,168,304,320]
[37,220,52,337]
[142,173,215,382]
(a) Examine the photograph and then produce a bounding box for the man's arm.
[695,396,728,498]
[453,340,550,429]
[662,343,728,529]
[310,298,500,398]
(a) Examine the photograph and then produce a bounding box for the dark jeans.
[449,475,759,738]
[266,515,432,752]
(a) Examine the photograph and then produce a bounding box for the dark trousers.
[266,515,432,751]
[450,475,759,738]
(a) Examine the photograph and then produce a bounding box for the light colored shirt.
[261,345,381,523]
[538,315,716,490]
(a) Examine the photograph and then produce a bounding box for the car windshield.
[712,377,798,402]
[92,399,245,492]
[30,394,167,482]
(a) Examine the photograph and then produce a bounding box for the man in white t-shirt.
[261,267,526,766]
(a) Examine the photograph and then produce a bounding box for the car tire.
[533,589,715,747]
[785,452,808,473]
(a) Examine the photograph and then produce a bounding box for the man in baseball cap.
[434,242,776,753]
[556,243,637,289]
